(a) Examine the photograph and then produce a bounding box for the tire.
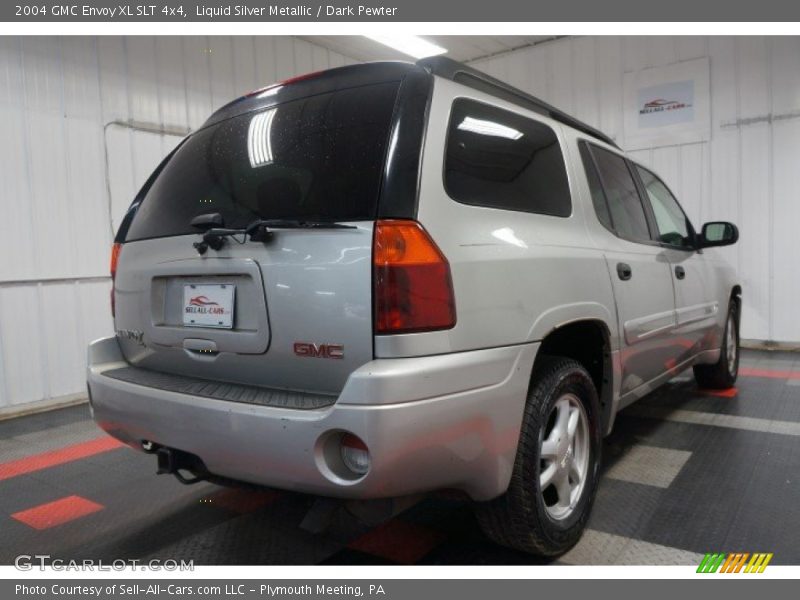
[475,355,602,556]
[693,300,740,389]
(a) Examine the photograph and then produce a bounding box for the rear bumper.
[87,337,538,501]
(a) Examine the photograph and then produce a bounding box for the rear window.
[586,145,651,243]
[578,142,613,232]
[125,82,400,241]
[444,98,571,217]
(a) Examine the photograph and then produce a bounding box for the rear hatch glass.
[125,81,400,241]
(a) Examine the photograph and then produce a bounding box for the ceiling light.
[457,117,523,140]
[363,35,447,59]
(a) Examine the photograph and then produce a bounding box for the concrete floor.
[1,349,799,565]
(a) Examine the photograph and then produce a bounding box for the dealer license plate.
[182,284,235,329]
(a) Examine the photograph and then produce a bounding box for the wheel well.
[536,320,613,432]
[731,285,742,319]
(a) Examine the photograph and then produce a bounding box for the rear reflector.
[110,242,121,318]
[373,220,456,334]
[340,433,370,476]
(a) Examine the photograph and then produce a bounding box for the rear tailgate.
[113,226,373,394]
[112,77,405,395]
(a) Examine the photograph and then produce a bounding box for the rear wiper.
[245,219,357,243]
[191,216,356,255]
[248,219,357,231]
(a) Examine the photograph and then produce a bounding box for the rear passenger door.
[633,165,719,363]
[579,143,677,398]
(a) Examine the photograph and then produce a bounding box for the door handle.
[675,265,686,280]
[616,262,632,281]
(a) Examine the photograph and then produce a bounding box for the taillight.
[373,220,456,334]
[110,242,121,318]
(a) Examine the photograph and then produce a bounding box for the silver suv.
[87,57,740,556]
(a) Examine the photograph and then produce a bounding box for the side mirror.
[190,212,224,231]
[700,221,738,248]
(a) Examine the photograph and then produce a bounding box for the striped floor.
[1,348,799,565]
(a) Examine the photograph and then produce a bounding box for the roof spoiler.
[417,56,619,149]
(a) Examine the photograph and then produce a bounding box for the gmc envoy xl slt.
[87,57,741,556]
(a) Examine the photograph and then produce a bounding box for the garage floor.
[2,349,799,566]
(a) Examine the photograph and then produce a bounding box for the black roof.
[201,61,425,129]
[201,56,617,150]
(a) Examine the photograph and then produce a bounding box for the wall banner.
[623,57,710,150]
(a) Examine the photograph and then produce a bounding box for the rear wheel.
[475,356,602,556]
[693,301,740,389]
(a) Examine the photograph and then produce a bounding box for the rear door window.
[579,142,613,232]
[125,82,400,241]
[444,99,571,217]
[584,144,652,243]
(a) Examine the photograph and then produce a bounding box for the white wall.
[1,35,797,410]
[472,36,800,345]
[0,36,357,409]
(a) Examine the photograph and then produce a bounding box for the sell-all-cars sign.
[637,80,695,128]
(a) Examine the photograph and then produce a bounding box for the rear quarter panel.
[375,77,619,359]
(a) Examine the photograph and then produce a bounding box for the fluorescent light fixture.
[248,109,276,167]
[457,117,523,140]
[363,35,447,59]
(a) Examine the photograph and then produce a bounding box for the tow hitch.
[145,441,208,485]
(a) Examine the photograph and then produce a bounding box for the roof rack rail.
[417,56,619,149]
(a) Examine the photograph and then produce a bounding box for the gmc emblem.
[293,342,344,359]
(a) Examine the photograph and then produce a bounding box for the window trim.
[630,162,699,252]
[578,140,661,247]
[442,96,573,219]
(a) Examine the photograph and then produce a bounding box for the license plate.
[183,284,235,329]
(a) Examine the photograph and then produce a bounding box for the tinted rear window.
[578,142,613,232]
[444,98,571,217]
[125,82,400,241]
[588,145,651,243]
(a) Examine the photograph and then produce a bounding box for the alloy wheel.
[539,393,590,521]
